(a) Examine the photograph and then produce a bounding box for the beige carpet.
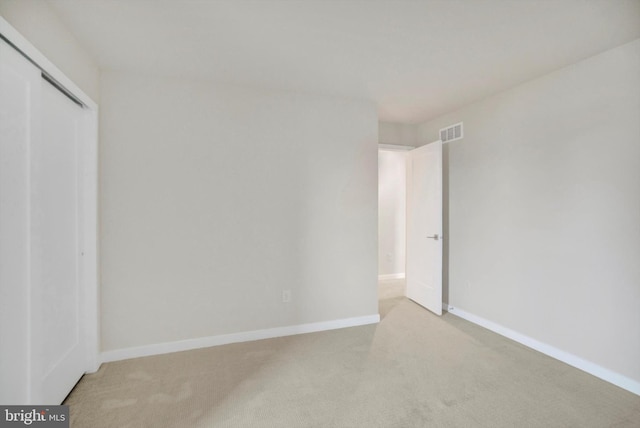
[65,280,640,427]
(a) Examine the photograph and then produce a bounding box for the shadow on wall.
[443,144,450,307]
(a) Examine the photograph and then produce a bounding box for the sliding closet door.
[0,34,41,405]
[30,80,87,404]
[1,35,92,404]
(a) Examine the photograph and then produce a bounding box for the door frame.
[378,141,446,314]
[1,17,100,376]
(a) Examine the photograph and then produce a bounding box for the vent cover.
[439,122,463,143]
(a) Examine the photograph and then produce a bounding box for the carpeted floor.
[64,279,640,427]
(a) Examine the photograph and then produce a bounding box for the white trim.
[378,273,405,280]
[446,305,640,396]
[442,302,449,312]
[0,17,100,377]
[101,314,381,363]
[378,144,415,151]
[0,16,97,109]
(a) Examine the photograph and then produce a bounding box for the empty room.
[1,0,639,427]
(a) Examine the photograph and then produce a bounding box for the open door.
[405,141,443,315]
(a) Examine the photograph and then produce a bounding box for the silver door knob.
[426,234,440,240]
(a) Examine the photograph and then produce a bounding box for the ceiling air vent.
[439,122,463,143]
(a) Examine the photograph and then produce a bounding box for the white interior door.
[0,38,88,404]
[406,141,443,315]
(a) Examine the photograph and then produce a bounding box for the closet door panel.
[1,36,88,404]
[0,39,41,404]
[30,81,86,404]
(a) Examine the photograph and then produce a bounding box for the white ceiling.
[47,0,640,123]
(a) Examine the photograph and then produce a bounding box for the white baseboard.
[100,314,380,364]
[378,273,406,280]
[445,305,640,396]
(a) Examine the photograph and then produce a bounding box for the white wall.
[100,71,379,351]
[0,0,100,102]
[379,121,419,146]
[418,39,640,385]
[378,150,406,277]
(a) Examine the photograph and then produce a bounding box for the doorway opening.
[377,141,445,319]
[378,147,409,317]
